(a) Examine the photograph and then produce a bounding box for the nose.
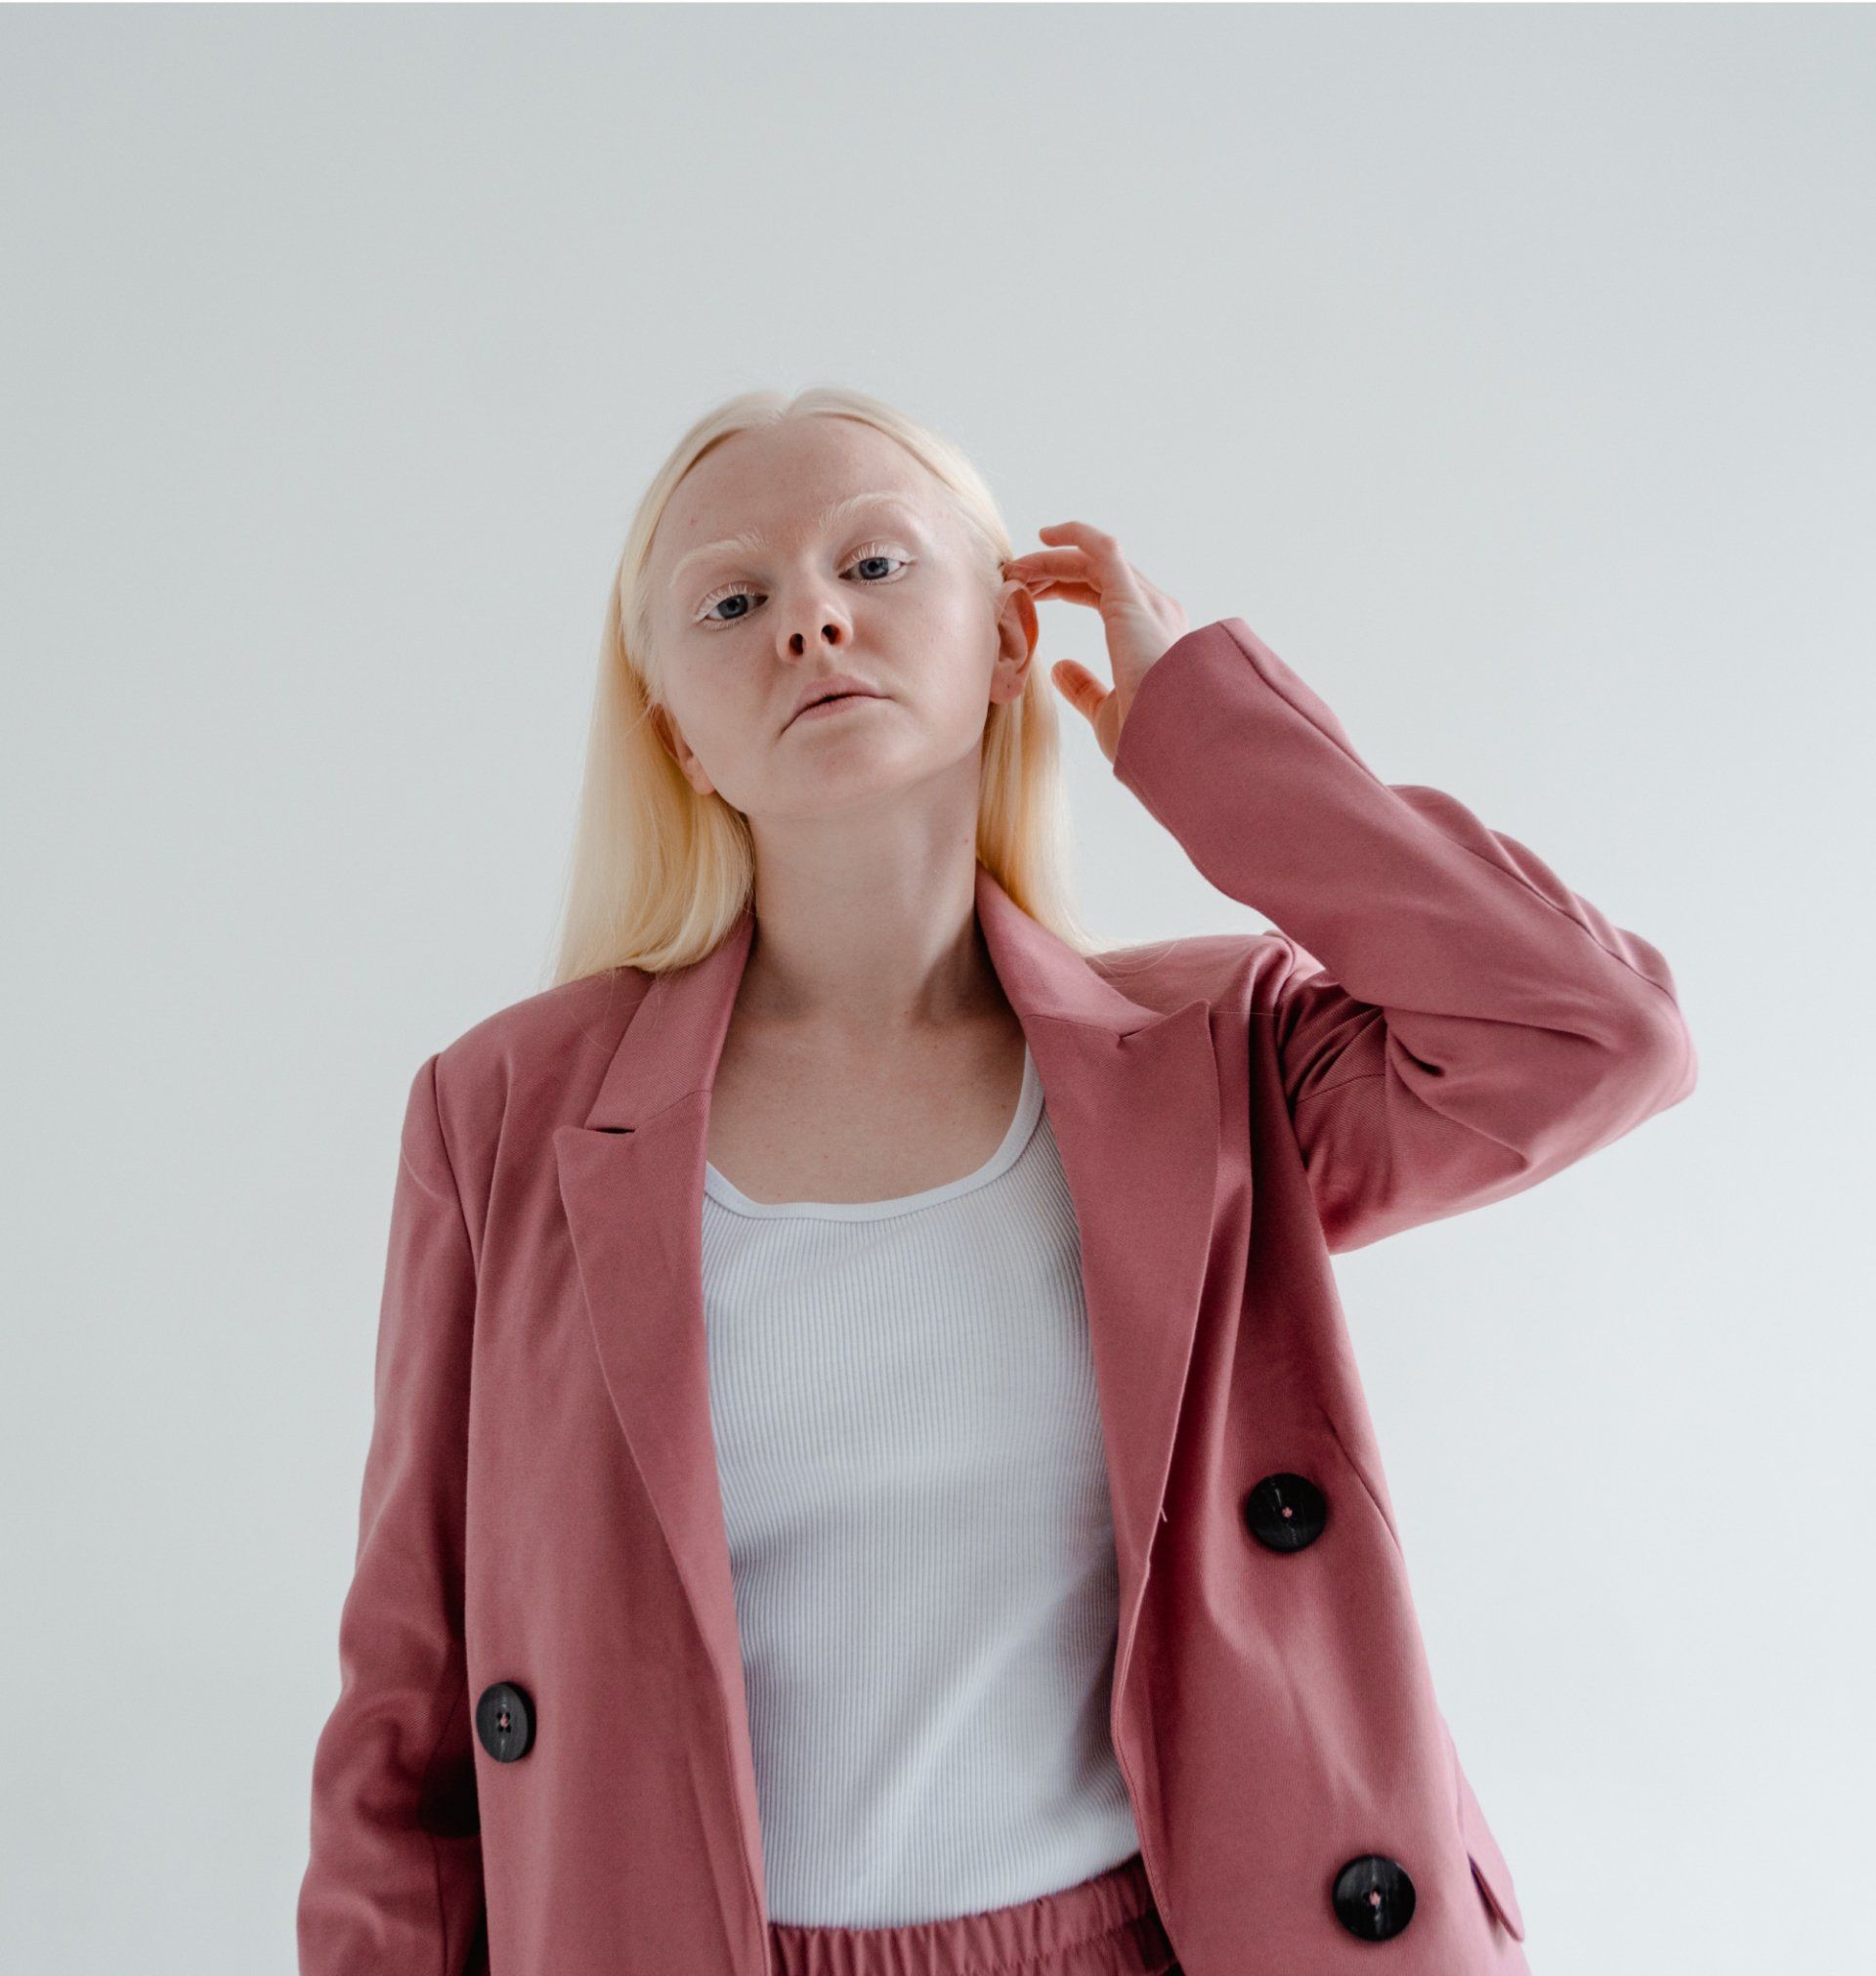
[787,616,846,654]
[780,586,851,655]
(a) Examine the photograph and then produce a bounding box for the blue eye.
[698,545,910,624]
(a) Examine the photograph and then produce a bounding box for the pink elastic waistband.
[767,1851,1176,1976]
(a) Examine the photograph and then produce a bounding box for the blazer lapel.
[553,863,1220,1915]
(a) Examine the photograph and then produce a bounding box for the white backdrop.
[3,8,1870,1973]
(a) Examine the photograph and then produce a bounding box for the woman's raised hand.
[1002,522,1190,765]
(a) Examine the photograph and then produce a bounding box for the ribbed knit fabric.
[699,1042,1144,1926]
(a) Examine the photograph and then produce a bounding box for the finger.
[1050,658,1111,724]
[1037,522,1129,579]
[1006,549,1093,579]
[1023,577,1103,608]
[1006,551,1098,601]
[1038,522,1119,551]
[1033,524,1147,601]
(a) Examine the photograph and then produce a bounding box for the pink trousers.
[767,1851,1179,1976]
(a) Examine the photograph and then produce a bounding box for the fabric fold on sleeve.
[1111,616,1696,1252]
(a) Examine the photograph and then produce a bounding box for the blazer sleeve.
[1110,617,1698,1254]
[298,1052,487,1974]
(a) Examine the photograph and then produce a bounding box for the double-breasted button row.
[1242,1469,1419,1941]
[475,1681,534,1763]
[480,1472,1417,1938]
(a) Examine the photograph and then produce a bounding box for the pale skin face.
[639,416,1040,1039]
[643,416,1037,835]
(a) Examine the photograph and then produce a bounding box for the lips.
[787,679,883,727]
[792,693,871,724]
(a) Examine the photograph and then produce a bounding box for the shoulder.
[1087,926,1312,1017]
[424,967,653,1150]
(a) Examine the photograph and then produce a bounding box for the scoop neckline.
[704,1042,1042,1222]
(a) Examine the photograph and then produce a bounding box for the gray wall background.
[4,6,1869,1971]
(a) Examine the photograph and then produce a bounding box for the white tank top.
[699,1042,1142,1925]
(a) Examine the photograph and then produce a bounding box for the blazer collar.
[577,860,1169,1131]
[553,861,1220,1933]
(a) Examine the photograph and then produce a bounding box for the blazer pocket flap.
[1455,1753,1527,1941]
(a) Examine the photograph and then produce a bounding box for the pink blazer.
[298,617,1696,1975]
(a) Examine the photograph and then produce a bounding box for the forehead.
[654,423,955,590]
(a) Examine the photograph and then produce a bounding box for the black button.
[1331,1854,1416,1940]
[475,1681,534,1762]
[1243,1471,1327,1551]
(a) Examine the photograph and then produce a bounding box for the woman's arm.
[298,1052,487,1973]
[1110,614,1696,1252]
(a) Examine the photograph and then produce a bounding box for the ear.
[649,701,716,797]
[989,578,1040,709]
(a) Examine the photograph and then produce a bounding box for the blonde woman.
[299,387,1694,1976]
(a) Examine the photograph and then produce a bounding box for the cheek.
[927,633,1003,728]
[671,650,759,735]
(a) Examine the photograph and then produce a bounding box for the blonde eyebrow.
[666,491,926,593]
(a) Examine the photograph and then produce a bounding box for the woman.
[298,387,1695,1976]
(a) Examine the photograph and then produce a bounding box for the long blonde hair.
[544,385,1102,987]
